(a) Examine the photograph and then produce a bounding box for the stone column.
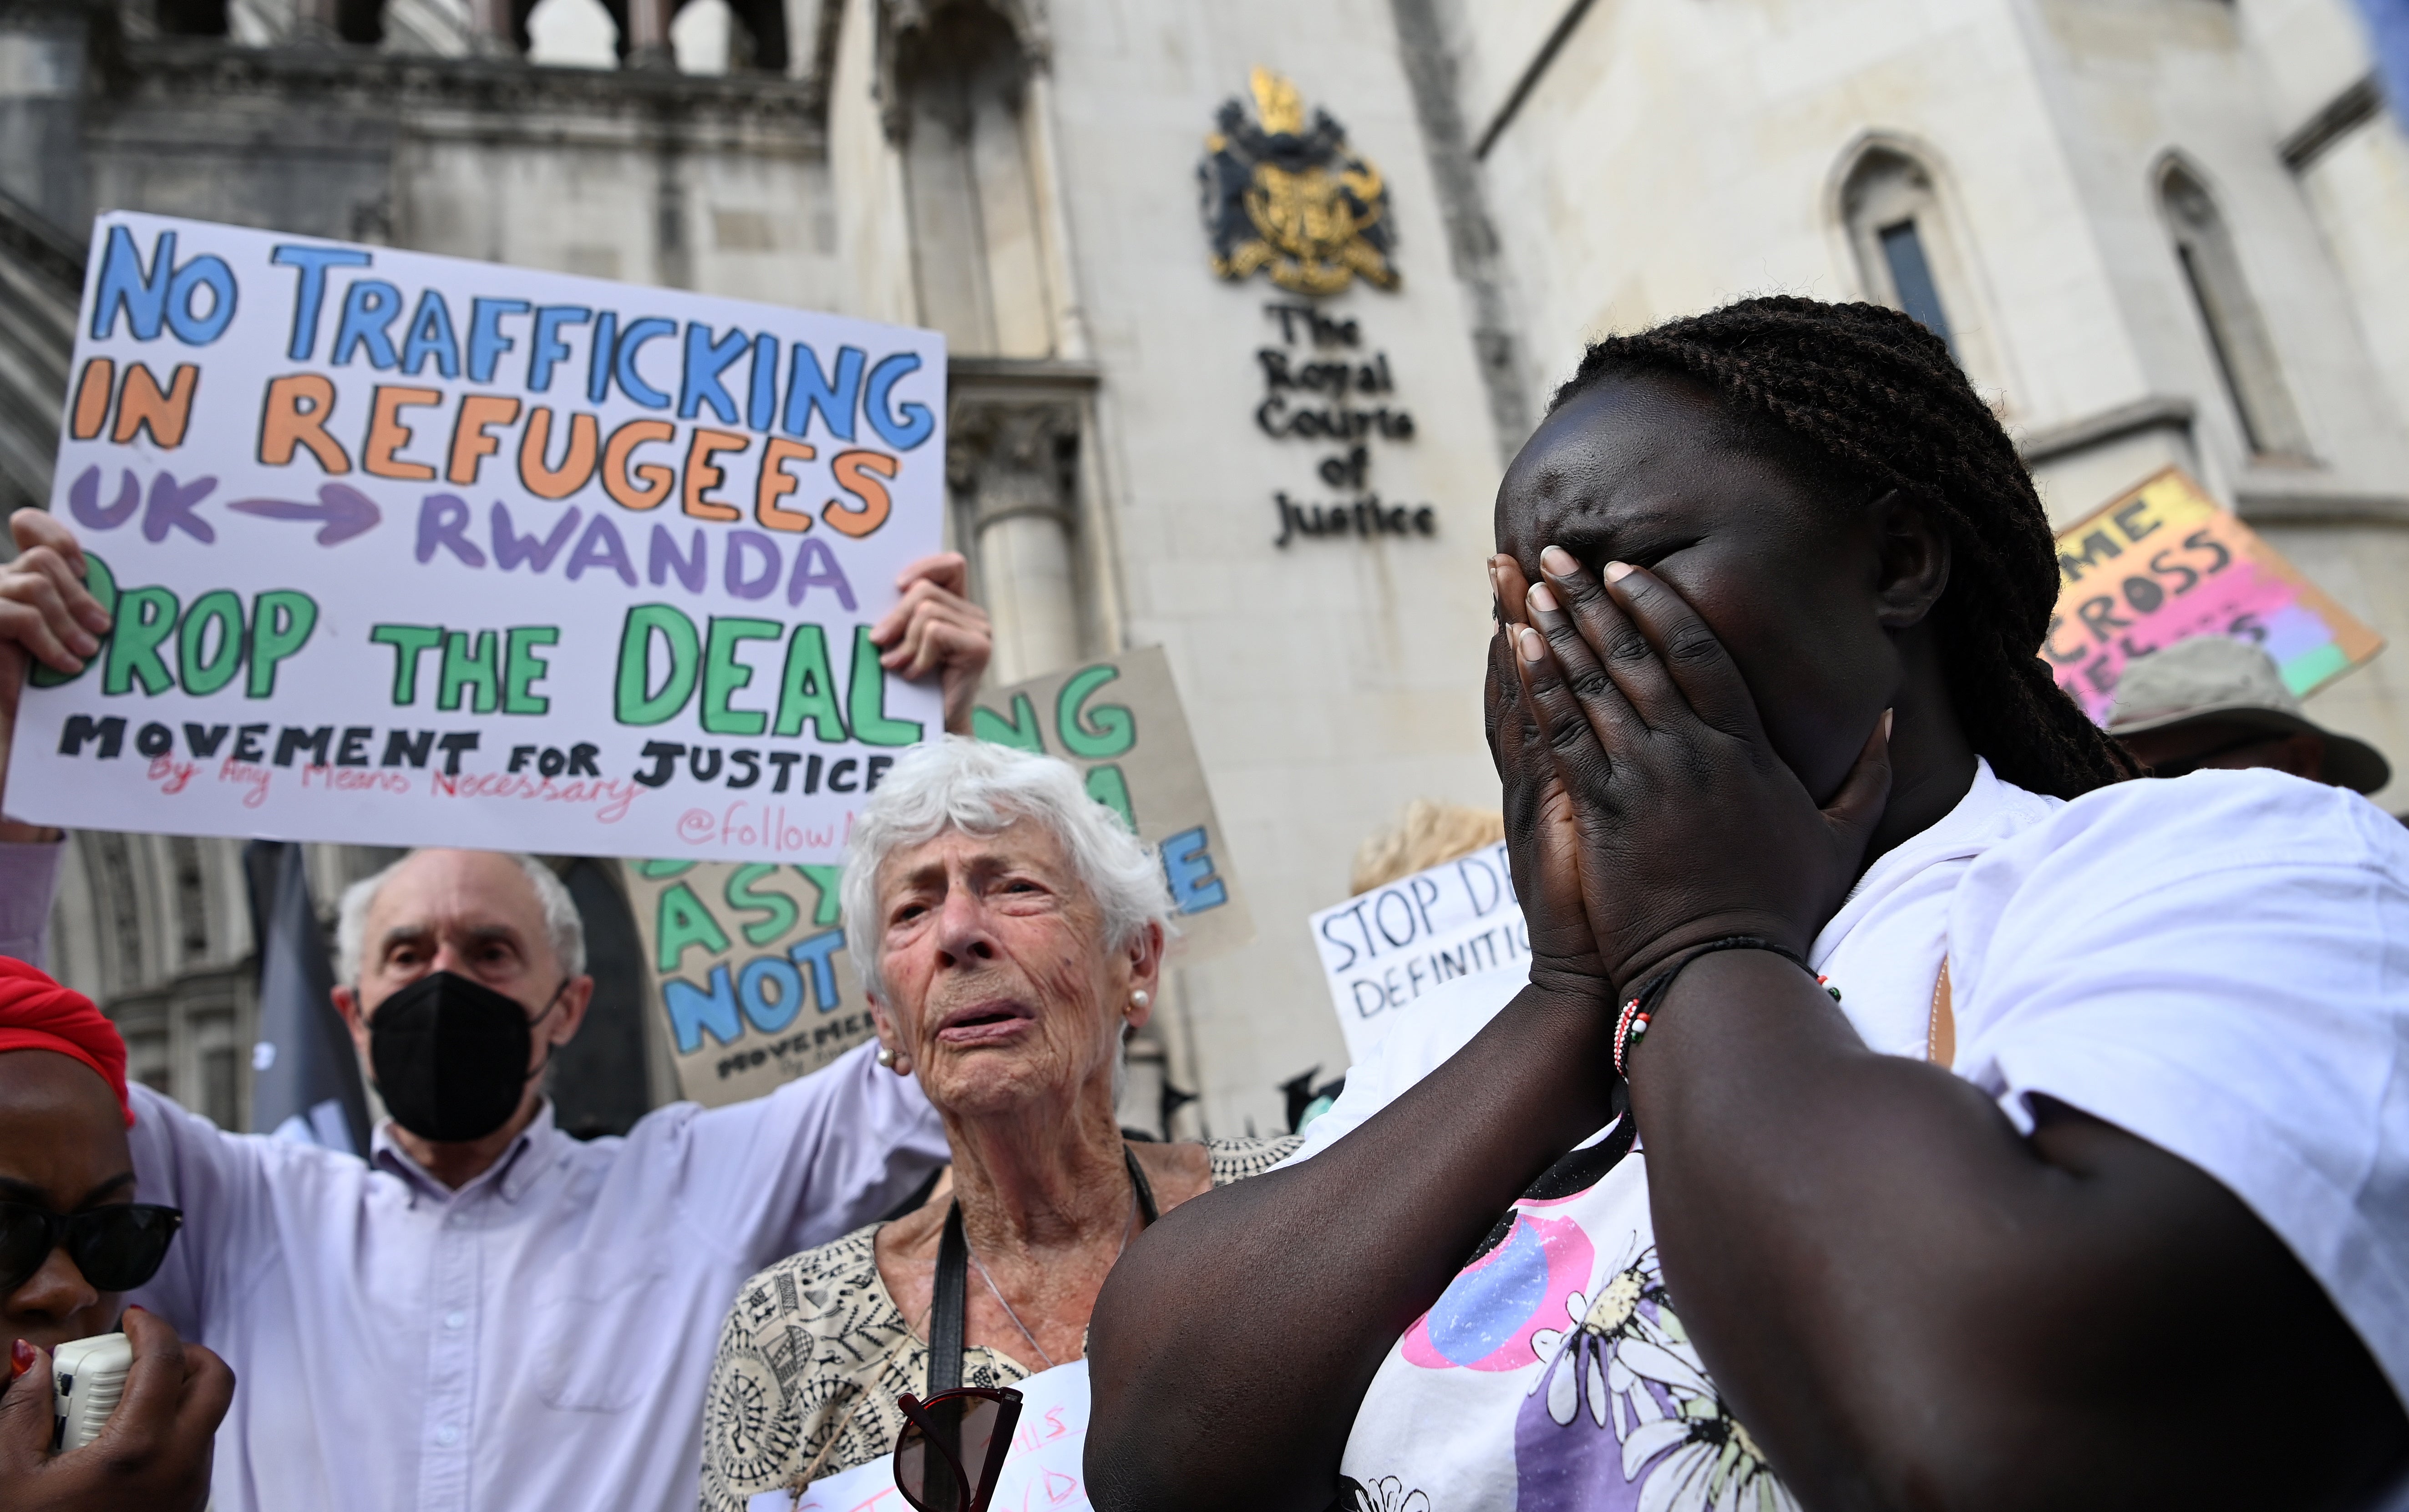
[290,0,340,42]
[625,0,672,68]
[467,0,515,54]
[948,399,1082,685]
[1018,68,1091,362]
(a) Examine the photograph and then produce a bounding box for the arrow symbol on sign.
[227,483,382,546]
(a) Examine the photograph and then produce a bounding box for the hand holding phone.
[0,1307,233,1512]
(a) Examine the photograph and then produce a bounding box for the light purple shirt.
[0,836,63,966]
[127,1045,948,1512]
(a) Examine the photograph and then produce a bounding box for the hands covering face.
[1490,548,1894,1000]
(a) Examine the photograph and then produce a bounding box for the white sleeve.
[1949,772,2409,1408]
[124,1083,277,1335]
[0,837,63,968]
[645,1040,950,1265]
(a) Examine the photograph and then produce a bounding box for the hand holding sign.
[10,212,949,863]
[869,553,989,736]
[0,512,111,842]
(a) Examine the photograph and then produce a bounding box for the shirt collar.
[1812,759,2060,963]
[370,1101,562,1205]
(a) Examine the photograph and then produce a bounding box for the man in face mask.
[333,849,594,1172]
[120,843,956,1512]
[0,512,992,1512]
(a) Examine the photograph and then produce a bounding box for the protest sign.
[634,646,1249,1109]
[748,1358,1096,1512]
[6,211,944,864]
[970,646,1253,961]
[2046,467,2384,724]
[624,858,870,1108]
[1310,838,1524,1065]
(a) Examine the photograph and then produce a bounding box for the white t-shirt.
[1290,761,2409,1512]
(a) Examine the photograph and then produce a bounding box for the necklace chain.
[961,1181,1139,1372]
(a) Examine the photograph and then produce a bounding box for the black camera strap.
[930,1203,970,1394]
[928,1146,1158,1395]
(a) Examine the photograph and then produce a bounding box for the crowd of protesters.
[2,298,2405,1512]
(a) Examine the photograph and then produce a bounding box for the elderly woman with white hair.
[698,738,1295,1507]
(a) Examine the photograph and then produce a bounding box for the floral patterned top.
[698,1137,1298,1512]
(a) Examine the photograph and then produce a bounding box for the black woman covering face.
[1087,299,2409,1512]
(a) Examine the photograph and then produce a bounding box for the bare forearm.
[1630,950,2409,1511]
[1086,984,1619,1512]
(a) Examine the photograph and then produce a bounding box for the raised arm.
[1506,549,2409,1510]
[666,1041,948,1262]
[0,510,111,846]
[1084,597,1621,1512]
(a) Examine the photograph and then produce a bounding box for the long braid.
[1556,296,2140,800]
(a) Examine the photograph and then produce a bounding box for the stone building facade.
[0,0,2402,1136]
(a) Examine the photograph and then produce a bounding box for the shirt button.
[444,1311,467,1331]
[435,1426,460,1446]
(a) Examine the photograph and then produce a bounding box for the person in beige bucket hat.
[2107,634,2390,792]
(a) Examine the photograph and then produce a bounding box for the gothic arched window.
[1841,146,1967,361]
[2159,158,2309,459]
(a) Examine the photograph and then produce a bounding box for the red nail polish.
[8,1339,33,1380]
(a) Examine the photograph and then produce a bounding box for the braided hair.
[1553,296,2138,800]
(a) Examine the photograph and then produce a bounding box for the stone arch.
[2155,152,2308,459]
[1828,132,2014,403]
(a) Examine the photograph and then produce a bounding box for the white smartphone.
[51,1331,132,1452]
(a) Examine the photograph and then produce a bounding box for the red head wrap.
[0,957,132,1126]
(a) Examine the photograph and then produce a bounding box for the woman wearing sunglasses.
[0,957,233,1511]
[699,739,1297,1512]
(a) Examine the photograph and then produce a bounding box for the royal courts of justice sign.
[6,213,946,863]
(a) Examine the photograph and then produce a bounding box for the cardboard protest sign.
[634,646,1248,1109]
[1310,838,1524,1064]
[970,646,1253,961]
[624,858,870,1108]
[2046,468,2384,724]
[7,211,944,863]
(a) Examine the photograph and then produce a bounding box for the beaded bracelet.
[1611,935,1830,1077]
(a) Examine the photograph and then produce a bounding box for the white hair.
[842,736,1174,1004]
[335,851,587,982]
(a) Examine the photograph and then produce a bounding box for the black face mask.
[368,971,566,1143]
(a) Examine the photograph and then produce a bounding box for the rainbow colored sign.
[2044,468,2383,725]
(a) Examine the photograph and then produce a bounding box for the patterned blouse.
[698,1137,1299,1511]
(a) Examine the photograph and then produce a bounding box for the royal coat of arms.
[1200,69,1400,296]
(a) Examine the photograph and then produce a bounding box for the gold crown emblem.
[1199,70,1399,296]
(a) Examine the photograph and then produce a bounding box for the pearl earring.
[1130,990,1150,1010]
[876,1047,895,1068]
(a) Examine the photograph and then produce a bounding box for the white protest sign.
[1309,839,1528,1064]
[7,211,943,863]
[750,1359,1096,1512]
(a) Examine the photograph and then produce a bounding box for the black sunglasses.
[893,1386,1023,1512]
[0,1202,183,1295]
